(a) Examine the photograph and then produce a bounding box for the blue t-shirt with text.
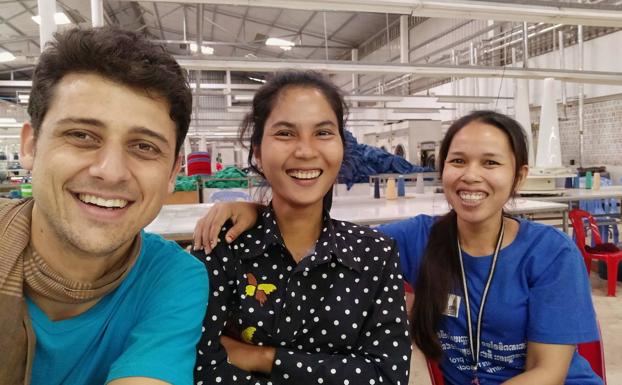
[379,215,602,385]
[28,231,209,385]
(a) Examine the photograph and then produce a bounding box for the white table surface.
[145,193,569,241]
[519,186,622,203]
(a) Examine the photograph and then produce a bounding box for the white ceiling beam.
[0,80,32,87]
[175,57,622,85]
[144,0,622,27]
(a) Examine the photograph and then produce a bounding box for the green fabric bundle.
[204,167,248,188]
[174,175,200,192]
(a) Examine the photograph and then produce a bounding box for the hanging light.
[0,51,15,63]
[265,37,295,51]
[31,12,71,25]
[189,43,214,55]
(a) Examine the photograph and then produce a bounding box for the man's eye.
[66,130,97,144]
[133,142,160,154]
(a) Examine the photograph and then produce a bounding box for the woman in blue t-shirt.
[194,110,602,385]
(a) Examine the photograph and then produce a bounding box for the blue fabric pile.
[338,130,432,189]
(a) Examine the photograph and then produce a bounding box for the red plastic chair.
[569,209,622,296]
[578,320,607,384]
[426,359,445,385]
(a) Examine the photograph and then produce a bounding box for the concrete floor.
[408,275,622,385]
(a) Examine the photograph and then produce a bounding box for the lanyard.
[457,218,505,385]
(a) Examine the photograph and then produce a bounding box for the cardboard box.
[164,190,199,205]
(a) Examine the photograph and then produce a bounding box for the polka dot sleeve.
[193,243,272,385]
[270,243,412,385]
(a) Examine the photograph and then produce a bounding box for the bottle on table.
[373,178,380,199]
[415,173,425,194]
[397,175,406,197]
[593,172,601,190]
[386,178,397,200]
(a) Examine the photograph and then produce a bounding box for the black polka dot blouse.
[193,206,411,385]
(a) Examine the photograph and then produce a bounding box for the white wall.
[341,21,622,171]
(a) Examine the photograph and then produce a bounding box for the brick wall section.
[530,98,622,167]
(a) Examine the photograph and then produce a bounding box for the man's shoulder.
[0,197,15,207]
[124,232,208,308]
[0,198,29,218]
[139,231,207,276]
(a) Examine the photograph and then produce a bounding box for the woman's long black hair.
[411,110,529,360]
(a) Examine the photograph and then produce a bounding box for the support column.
[451,49,457,120]
[399,15,409,64]
[196,4,204,53]
[37,0,56,50]
[225,70,232,108]
[183,138,191,176]
[559,31,566,106]
[522,22,529,68]
[90,0,104,27]
[578,22,584,167]
[199,137,207,152]
[351,48,359,107]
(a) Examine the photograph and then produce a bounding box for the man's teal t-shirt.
[27,231,209,385]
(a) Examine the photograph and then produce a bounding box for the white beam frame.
[143,0,622,28]
[176,57,622,85]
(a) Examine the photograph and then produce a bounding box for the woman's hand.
[220,335,276,374]
[193,202,263,252]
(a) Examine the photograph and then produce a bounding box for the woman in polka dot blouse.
[192,71,411,385]
[195,111,601,385]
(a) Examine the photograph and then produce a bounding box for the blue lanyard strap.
[457,218,505,377]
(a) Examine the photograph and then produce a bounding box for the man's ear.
[20,122,36,171]
[168,155,183,193]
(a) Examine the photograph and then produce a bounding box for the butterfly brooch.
[244,273,277,306]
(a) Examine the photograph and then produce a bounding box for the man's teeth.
[288,170,321,180]
[459,191,487,202]
[78,193,128,208]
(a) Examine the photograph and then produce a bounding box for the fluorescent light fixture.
[189,83,218,89]
[233,94,254,102]
[189,43,214,55]
[265,37,295,51]
[31,12,71,25]
[0,118,17,124]
[226,106,251,113]
[344,95,403,102]
[0,51,16,63]
[392,107,446,113]
[248,77,266,84]
[213,127,239,132]
[436,95,498,104]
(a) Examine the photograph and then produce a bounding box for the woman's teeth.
[287,170,322,180]
[459,191,487,202]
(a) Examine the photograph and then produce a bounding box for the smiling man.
[0,27,208,385]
